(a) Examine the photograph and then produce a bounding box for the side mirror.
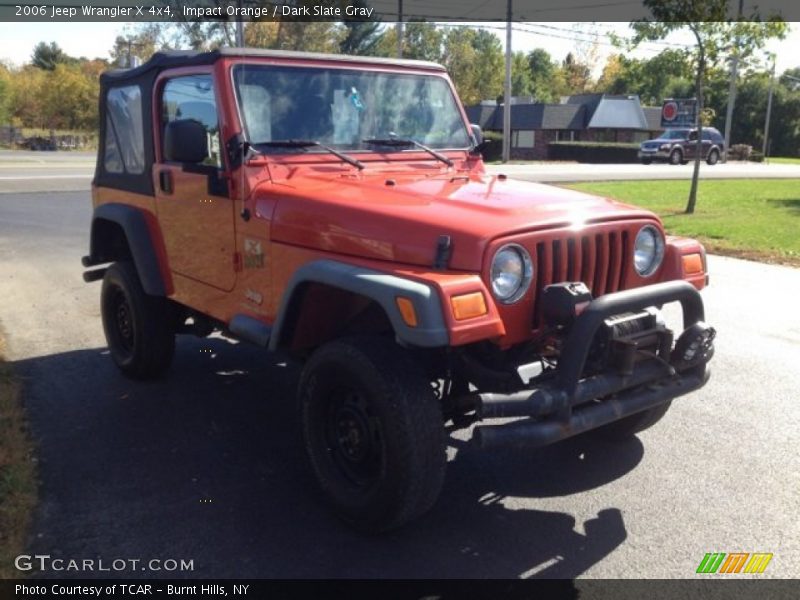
[164,119,208,163]
[469,123,491,155]
[470,123,484,146]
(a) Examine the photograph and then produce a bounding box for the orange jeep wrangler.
[84,49,715,532]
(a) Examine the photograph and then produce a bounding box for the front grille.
[533,231,629,328]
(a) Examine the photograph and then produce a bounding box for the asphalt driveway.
[0,189,798,578]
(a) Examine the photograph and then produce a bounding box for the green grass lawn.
[767,157,800,165]
[566,179,800,266]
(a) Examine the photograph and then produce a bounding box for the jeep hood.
[261,170,657,271]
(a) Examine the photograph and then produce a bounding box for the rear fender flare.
[88,203,169,296]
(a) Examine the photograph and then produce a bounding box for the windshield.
[659,129,690,140]
[232,64,471,152]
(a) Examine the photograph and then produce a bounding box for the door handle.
[159,170,173,194]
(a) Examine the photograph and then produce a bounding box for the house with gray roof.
[465,94,663,160]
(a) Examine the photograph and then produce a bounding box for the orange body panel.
[91,54,709,350]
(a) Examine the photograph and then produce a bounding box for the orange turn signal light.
[451,292,488,321]
[682,253,704,275]
[395,296,418,328]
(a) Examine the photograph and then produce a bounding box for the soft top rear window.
[105,85,145,174]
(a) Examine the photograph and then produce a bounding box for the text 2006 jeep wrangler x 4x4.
[84,49,715,532]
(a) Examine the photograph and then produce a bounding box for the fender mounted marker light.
[395,296,418,328]
[451,291,488,321]
[682,253,704,275]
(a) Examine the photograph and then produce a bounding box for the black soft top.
[96,49,446,195]
[101,47,446,85]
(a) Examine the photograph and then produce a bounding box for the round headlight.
[490,244,533,303]
[634,225,665,277]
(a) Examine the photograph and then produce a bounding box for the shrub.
[548,141,639,163]
[479,130,503,162]
[748,151,765,163]
[729,144,753,161]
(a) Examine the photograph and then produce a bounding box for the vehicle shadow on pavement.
[15,335,636,581]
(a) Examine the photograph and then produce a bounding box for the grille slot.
[531,231,629,329]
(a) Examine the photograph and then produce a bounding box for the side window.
[105,85,145,174]
[161,74,221,167]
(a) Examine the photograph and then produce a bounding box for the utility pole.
[122,38,143,68]
[502,0,512,163]
[235,0,244,47]
[762,55,776,158]
[722,0,744,162]
[396,0,404,58]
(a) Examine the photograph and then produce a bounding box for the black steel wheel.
[299,336,446,532]
[101,261,175,379]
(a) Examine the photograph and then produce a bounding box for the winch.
[541,282,673,376]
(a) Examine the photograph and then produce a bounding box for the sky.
[0,21,798,76]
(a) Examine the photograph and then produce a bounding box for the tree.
[440,27,505,105]
[595,49,695,104]
[526,48,563,102]
[628,1,787,214]
[767,82,800,157]
[561,52,592,93]
[0,64,10,125]
[245,21,344,53]
[782,67,800,92]
[339,6,383,55]
[402,22,444,62]
[470,30,504,102]
[6,67,47,128]
[44,63,99,129]
[31,42,74,71]
[442,27,480,104]
[511,51,534,97]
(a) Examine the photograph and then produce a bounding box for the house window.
[556,130,576,142]
[590,129,617,143]
[511,130,535,148]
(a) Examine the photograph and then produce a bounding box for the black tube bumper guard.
[472,280,713,448]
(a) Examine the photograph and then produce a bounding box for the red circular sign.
[662,101,678,122]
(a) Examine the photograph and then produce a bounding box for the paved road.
[0,152,94,194]
[1,151,800,195]
[0,189,799,579]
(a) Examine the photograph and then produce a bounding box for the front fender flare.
[269,260,450,351]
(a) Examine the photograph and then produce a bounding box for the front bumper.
[638,148,671,160]
[470,280,714,448]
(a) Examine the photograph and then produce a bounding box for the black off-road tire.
[597,401,672,440]
[299,336,446,533]
[669,148,683,165]
[706,148,720,165]
[101,261,175,379]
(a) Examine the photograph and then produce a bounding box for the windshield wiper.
[363,137,454,167]
[257,140,364,170]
